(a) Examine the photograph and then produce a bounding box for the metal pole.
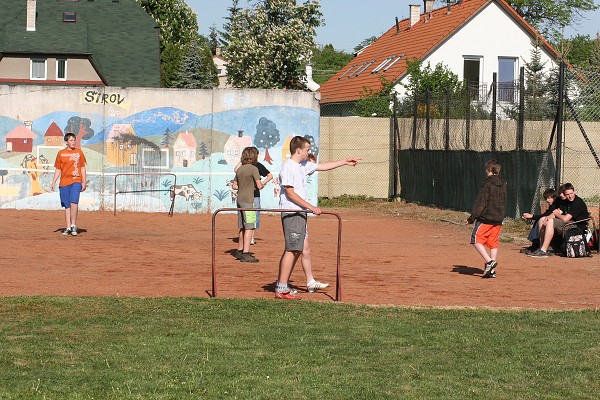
[518,66,525,150]
[445,81,450,151]
[556,61,565,186]
[491,72,497,151]
[465,79,471,150]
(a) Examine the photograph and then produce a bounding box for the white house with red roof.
[173,130,197,168]
[212,48,230,88]
[319,0,560,115]
[6,123,36,152]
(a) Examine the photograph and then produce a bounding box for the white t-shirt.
[279,159,318,210]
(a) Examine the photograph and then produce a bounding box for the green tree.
[219,0,241,48]
[311,44,353,84]
[353,36,378,53]
[222,0,324,89]
[175,40,219,89]
[135,0,200,87]
[353,76,396,117]
[506,0,598,40]
[563,34,596,67]
[209,25,219,55]
[403,59,462,95]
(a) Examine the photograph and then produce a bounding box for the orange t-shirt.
[54,148,87,187]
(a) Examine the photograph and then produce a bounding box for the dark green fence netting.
[398,149,556,218]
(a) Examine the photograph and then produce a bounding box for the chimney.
[424,0,434,14]
[303,65,320,92]
[409,4,421,27]
[395,17,399,34]
[26,0,37,32]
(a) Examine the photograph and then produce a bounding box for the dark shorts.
[237,201,257,230]
[59,182,82,209]
[281,212,307,252]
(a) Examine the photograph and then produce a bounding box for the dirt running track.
[1,209,598,310]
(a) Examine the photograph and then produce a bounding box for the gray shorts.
[281,212,307,252]
[237,202,257,230]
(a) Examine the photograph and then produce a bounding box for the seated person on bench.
[521,187,564,254]
[528,183,589,258]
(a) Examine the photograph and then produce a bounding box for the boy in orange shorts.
[466,160,507,278]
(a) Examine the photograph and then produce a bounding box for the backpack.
[563,227,589,258]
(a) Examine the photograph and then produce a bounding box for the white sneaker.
[307,280,329,293]
[70,225,78,236]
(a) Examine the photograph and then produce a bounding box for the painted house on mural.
[319,0,560,116]
[224,131,253,165]
[107,124,138,167]
[173,131,197,168]
[5,123,35,152]
[43,122,64,146]
[0,0,160,87]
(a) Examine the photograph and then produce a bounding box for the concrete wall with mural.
[0,86,320,213]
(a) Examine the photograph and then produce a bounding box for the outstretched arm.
[316,158,361,171]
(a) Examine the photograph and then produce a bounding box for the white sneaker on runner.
[307,280,329,293]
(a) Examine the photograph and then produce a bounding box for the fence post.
[556,60,565,186]
[517,66,525,150]
[412,90,418,149]
[445,81,450,151]
[491,72,497,151]
[391,93,400,198]
[465,79,471,150]
[425,90,430,150]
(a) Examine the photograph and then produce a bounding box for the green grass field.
[1,297,599,399]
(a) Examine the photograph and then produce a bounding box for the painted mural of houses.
[224,130,252,165]
[5,123,36,152]
[43,122,64,146]
[106,123,138,166]
[173,131,197,168]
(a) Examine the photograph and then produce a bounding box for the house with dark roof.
[0,0,160,87]
[319,0,560,116]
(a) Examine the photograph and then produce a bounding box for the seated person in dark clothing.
[528,183,589,258]
[521,187,564,254]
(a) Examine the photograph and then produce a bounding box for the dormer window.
[63,12,76,22]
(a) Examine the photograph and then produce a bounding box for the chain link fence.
[318,63,600,221]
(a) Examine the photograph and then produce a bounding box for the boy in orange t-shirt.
[51,133,87,236]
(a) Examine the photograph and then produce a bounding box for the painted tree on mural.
[161,128,173,148]
[304,134,319,157]
[0,170,7,184]
[254,117,280,165]
[198,142,209,159]
[64,117,94,148]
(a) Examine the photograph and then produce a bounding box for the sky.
[187,0,600,53]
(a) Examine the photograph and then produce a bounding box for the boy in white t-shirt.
[275,136,361,300]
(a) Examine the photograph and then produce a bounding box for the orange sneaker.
[275,290,301,300]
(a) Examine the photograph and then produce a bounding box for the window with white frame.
[498,57,518,103]
[30,59,47,80]
[56,59,67,80]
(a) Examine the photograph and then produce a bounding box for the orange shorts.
[470,222,501,249]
